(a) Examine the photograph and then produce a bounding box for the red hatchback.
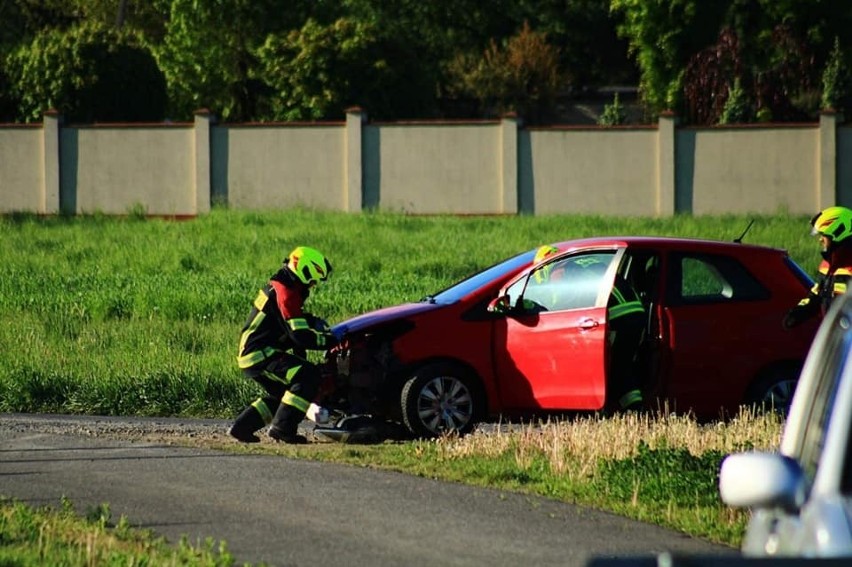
[320,237,820,438]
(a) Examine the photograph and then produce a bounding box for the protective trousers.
[231,353,322,438]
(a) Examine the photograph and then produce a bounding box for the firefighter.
[530,246,646,412]
[784,206,852,329]
[228,246,339,444]
[606,270,646,412]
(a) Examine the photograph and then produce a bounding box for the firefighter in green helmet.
[229,246,340,444]
[784,206,852,329]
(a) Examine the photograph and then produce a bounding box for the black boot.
[268,404,308,444]
[228,403,268,443]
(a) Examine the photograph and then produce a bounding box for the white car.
[719,290,852,557]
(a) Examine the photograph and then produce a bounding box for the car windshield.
[422,249,537,304]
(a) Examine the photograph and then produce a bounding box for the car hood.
[333,302,443,334]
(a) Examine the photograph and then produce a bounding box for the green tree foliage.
[719,78,751,124]
[154,0,300,121]
[610,0,726,116]
[614,0,852,124]
[598,92,627,126]
[821,37,850,112]
[6,22,167,123]
[3,0,852,124]
[0,0,80,47]
[515,0,636,88]
[445,22,563,124]
[684,23,818,125]
[336,0,477,119]
[74,0,168,40]
[255,18,384,121]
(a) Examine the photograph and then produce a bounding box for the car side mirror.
[487,295,512,314]
[719,452,806,512]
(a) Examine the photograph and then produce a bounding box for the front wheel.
[400,362,482,438]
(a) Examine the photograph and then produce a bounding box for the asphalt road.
[0,414,735,567]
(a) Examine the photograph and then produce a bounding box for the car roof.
[548,236,787,255]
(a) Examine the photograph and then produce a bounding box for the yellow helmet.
[811,206,852,244]
[287,246,332,286]
[533,245,558,283]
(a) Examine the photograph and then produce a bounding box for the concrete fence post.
[345,107,365,212]
[42,109,61,214]
[656,111,678,217]
[818,110,840,210]
[193,108,213,215]
[500,113,519,214]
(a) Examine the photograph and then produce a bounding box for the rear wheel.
[746,366,800,416]
[400,362,482,438]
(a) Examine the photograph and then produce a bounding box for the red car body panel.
[327,236,821,421]
[496,306,608,410]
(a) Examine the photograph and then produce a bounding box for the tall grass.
[0,496,240,566]
[0,209,818,417]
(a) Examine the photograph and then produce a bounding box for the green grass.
[0,208,819,417]
[0,497,246,566]
[0,209,818,561]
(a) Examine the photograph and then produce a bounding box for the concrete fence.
[1,107,849,217]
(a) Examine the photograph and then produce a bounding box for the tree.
[513,0,637,88]
[337,0,479,118]
[614,0,852,123]
[255,18,385,121]
[155,0,310,121]
[6,22,167,123]
[610,0,727,116]
[445,22,563,124]
[683,28,740,125]
[821,36,850,112]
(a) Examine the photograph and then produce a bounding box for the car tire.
[400,362,482,438]
[746,366,799,416]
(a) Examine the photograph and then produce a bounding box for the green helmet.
[811,206,852,244]
[287,246,332,286]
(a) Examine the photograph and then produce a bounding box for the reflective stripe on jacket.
[237,267,336,369]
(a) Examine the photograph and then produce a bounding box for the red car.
[319,237,820,438]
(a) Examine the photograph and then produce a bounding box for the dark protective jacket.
[785,242,852,328]
[237,267,337,369]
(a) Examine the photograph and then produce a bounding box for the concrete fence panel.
[365,121,502,214]
[213,122,346,211]
[677,125,819,215]
[523,126,659,216]
[60,124,194,216]
[0,110,848,217]
[0,125,43,212]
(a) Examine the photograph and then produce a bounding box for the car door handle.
[580,318,599,330]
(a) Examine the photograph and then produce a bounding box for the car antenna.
[734,219,754,243]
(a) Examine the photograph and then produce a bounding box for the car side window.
[667,253,769,306]
[799,348,847,485]
[519,252,616,312]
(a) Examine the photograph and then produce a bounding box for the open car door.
[491,248,625,411]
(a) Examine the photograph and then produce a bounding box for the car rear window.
[784,255,816,289]
[666,252,770,305]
